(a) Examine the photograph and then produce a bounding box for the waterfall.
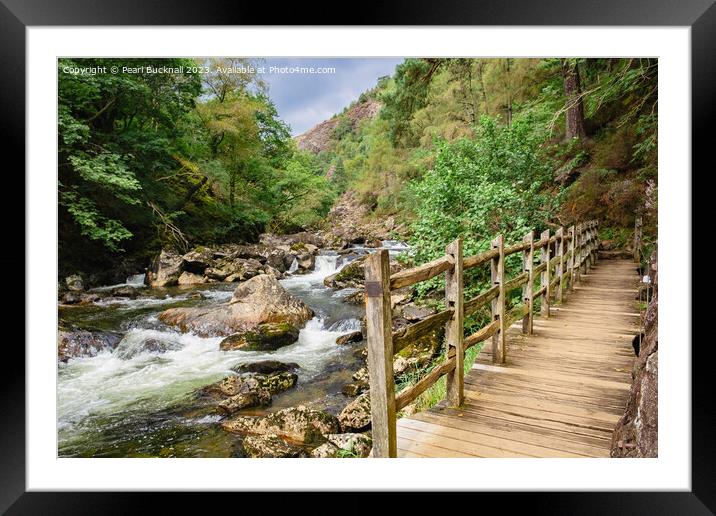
[287,258,299,273]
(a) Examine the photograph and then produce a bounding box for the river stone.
[342,381,369,397]
[182,247,215,273]
[352,368,368,382]
[222,405,340,444]
[401,303,437,321]
[326,433,372,457]
[111,285,140,298]
[311,442,339,458]
[204,372,297,398]
[338,392,371,432]
[58,329,122,362]
[177,271,207,285]
[65,274,84,291]
[232,360,300,375]
[219,323,299,351]
[217,389,272,415]
[158,274,313,337]
[323,256,367,289]
[335,331,363,345]
[146,249,183,287]
[240,434,308,458]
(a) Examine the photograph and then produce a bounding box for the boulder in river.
[338,392,372,432]
[232,360,300,375]
[158,274,313,337]
[146,249,183,287]
[326,433,372,457]
[220,323,299,352]
[335,331,363,345]
[204,372,297,398]
[177,271,207,285]
[181,246,215,273]
[57,329,122,362]
[65,274,84,291]
[240,434,308,458]
[222,405,340,444]
[217,389,272,415]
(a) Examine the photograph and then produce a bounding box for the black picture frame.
[3,0,707,512]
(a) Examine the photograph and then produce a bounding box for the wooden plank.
[411,410,606,457]
[504,271,529,292]
[364,250,397,457]
[389,254,453,290]
[398,417,586,458]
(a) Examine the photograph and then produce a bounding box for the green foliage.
[408,115,554,299]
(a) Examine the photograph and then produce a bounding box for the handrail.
[365,219,599,457]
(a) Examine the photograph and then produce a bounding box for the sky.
[257,58,404,136]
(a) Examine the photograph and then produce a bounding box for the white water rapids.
[57,243,406,456]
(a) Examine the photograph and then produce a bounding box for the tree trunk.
[562,59,586,140]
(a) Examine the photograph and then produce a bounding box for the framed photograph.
[5,0,707,511]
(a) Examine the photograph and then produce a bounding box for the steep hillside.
[295,97,381,155]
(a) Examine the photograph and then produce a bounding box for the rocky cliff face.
[294,98,381,155]
[611,250,658,457]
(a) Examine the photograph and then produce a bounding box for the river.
[57,241,408,457]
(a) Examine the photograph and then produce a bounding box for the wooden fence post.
[568,225,576,292]
[522,230,534,334]
[575,223,583,282]
[445,238,464,406]
[634,215,642,264]
[593,221,599,264]
[556,227,565,304]
[584,224,592,272]
[491,235,506,364]
[540,229,551,317]
[364,250,396,458]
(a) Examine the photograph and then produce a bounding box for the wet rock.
[217,389,272,415]
[57,329,122,362]
[111,285,140,298]
[219,323,300,351]
[296,253,315,271]
[323,256,367,289]
[240,434,308,458]
[401,303,437,321]
[338,392,371,432]
[352,368,368,383]
[343,290,364,304]
[222,405,340,444]
[113,335,184,360]
[146,249,183,287]
[204,372,297,398]
[182,247,215,273]
[391,287,412,309]
[187,291,208,300]
[232,360,300,375]
[336,331,363,345]
[60,291,83,304]
[65,274,84,291]
[177,271,207,285]
[311,442,339,458]
[342,382,369,397]
[326,433,372,457]
[159,274,313,337]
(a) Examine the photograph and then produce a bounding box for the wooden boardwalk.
[396,258,640,458]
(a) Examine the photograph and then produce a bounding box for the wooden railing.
[364,220,599,457]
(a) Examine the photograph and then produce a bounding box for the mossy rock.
[219,323,299,351]
[290,242,308,252]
